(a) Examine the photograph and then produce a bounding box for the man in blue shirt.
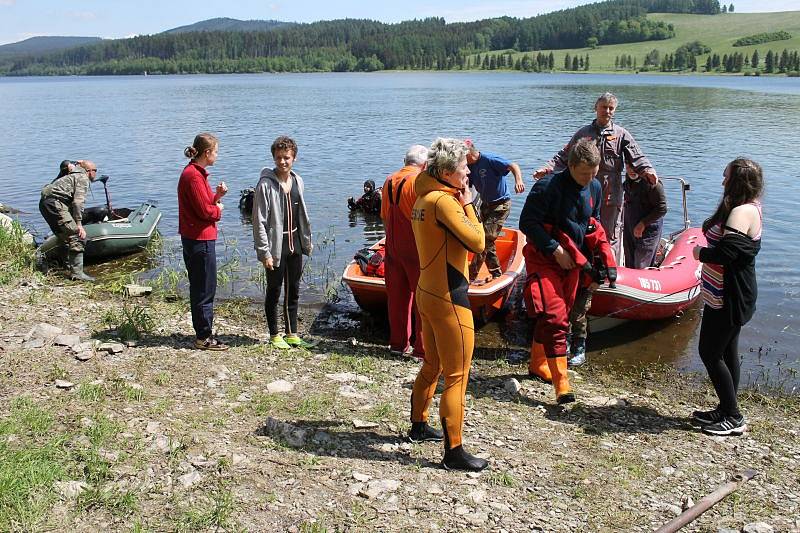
[465,140,524,281]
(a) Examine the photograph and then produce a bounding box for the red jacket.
[178,162,221,240]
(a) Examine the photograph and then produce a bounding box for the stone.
[231,453,246,466]
[53,334,81,348]
[97,342,125,354]
[55,379,75,389]
[266,380,295,394]
[352,471,372,482]
[352,419,379,429]
[263,417,307,448]
[426,484,444,495]
[154,435,180,453]
[469,489,486,504]
[681,495,694,511]
[178,470,202,488]
[75,352,94,362]
[359,479,400,499]
[123,284,153,297]
[743,523,774,533]
[338,385,367,399]
[22,338,45,349]
[54,480,90,499]
[26,323,62,341]
[326,372,358,382]
[145,421,160,434]
[504,378,522,395]
[661,466,676,477]
[210,365,229,380]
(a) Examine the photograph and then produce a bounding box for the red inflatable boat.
[589,178,706,331]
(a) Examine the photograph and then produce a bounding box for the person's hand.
[308,243,314,255]
[589,281,600,291]
[455,187,473,207]
[641,170,658,185]
[533,168,549,180]
[553,245,575,270]
[633,222,645,238]
[77,224,86,240]
[261,256,274,270]
[514,180,525,194]
[216,201,224,213]
[692,245,702,261]
[216,181,228,198]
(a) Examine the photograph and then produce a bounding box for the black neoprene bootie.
[442,445,489,472]
[408,422,444,443]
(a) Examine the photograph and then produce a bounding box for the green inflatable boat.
[39,201,162,261]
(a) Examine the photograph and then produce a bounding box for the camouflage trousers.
[470,199,511,279]
[568,286,595,340]
[39,196,84,252]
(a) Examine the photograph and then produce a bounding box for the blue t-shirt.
[468,151,511,204]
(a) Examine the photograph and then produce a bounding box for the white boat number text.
[638,277,662,292]
[111,223,133,228]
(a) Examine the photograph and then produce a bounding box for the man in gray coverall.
[533,92,657,261]
[39,159,100,281]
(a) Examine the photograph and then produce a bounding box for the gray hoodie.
[252,168,313,266]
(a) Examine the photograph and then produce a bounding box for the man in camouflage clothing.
[39,160,99,281]
[534,92,658,260]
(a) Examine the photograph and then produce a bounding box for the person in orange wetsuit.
[380,145,428,358]
[409,138,487,471]
[519,139,602,404]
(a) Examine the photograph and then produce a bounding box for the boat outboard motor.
[96,175,117,219]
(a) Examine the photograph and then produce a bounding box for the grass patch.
[0,219,38,285]
[76,486,138,516]
[487,470,517,488]
[252,393,289,416]
[78,382,106,403]
[322,353,377,375]
[295,394,335,418]
[0,399,67,530]
[175,484,238,532]
[102,304,156,342]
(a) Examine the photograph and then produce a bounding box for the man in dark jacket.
[520,139,602,404]
[39,160,99,281]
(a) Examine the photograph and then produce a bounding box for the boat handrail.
[139,203,152,223]
[659,176,691,240]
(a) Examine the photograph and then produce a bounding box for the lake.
[1,72,798,391]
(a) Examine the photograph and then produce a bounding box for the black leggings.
[698,305,742,417]
[265,252,303,336]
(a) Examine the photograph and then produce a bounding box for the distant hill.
[0,36,102,57]
[163,17,293,34]
[502,11,800,72]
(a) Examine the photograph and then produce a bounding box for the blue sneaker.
[568,337,586,367]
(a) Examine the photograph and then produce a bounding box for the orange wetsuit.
[410,171,485,450]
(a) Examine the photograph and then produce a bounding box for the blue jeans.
[182,237,217,340]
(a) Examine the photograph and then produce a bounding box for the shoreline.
[0,260,798,530]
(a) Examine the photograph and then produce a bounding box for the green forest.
[0,0,723,75]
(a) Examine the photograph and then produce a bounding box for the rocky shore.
[1,276,798,532]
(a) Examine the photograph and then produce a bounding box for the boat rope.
[587,284,700,324]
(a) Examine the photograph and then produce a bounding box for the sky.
[0,0,798,46]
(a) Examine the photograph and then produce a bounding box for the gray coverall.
[544,119,654,261]
[39,168,91,252]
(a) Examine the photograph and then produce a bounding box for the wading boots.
[68,251,95,282]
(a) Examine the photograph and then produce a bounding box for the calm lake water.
[1,72,798,391]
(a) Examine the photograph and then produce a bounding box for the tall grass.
[0,219,38,284]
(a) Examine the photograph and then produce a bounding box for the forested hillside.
[0,0,720,75]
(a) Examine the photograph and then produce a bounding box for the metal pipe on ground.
[654,469,759,533]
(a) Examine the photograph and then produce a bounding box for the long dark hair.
[703,158,764,232]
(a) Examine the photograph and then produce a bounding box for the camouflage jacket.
[41,167,91,222]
